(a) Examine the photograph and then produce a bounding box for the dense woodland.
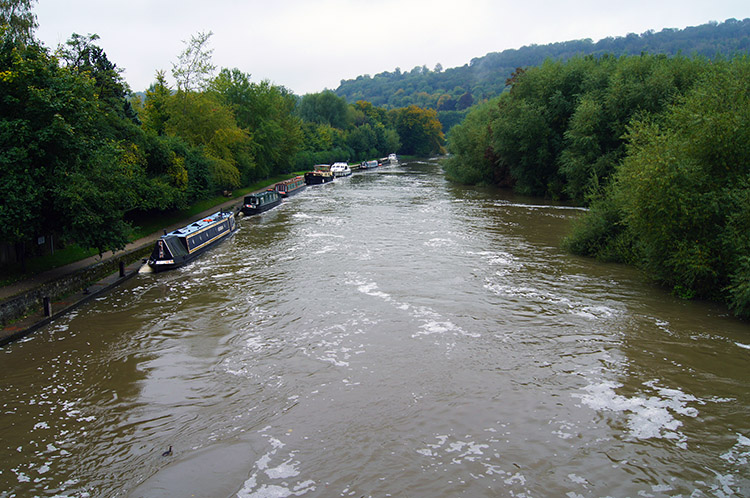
[444,53,750,318]
[0,2,444,268]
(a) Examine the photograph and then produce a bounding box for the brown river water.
[1,158,749,497]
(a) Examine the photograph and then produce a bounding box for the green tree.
[0,39,134,258]
[614,58,750,312]
[392,105,445,156]
[444,96,502,185]
[560,54,705,201]
[298,90,351,128]
[58,33,140,128]
[0,0,37,44]
[209,68,302,177]
[142,70,172,136]
[166,91,250,189]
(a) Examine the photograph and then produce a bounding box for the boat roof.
[245,189,277,199]
[164,211,231,238]
[278,176,304,184]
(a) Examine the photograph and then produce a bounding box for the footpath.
[0,196,244,347]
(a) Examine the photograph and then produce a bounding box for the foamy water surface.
[2,159,749,497]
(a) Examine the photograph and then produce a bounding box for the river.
[1,158,749,497]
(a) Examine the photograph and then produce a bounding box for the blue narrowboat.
[147,210,237,272]
[274,176,307,197]
[240,189,282,216]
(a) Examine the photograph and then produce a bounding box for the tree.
[393,105,445,156]
[614,58,750,312]
[58,33,139,127]
[456,91,474,110]
[209,68,302,177]
[444,96,502,185]
[142,70,172,136]
[0,40,135,258]
[298,91,351,128]
[0,0,37,44]
[172,30,216,93]
[165,91,250,189]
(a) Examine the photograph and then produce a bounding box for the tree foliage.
[297,90,351,129]
[0,0,37,44]
[611,58,750,314]
[291,92,443,170]
[446,54,705,200]
[1,25,305,264]
[392,105,445,156]
[209,69,302,176]
[0,40,134,255]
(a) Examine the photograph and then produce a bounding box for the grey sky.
[33,0,750,95]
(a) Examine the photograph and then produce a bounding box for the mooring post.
[43,296,52,317]
[119,261,126,277]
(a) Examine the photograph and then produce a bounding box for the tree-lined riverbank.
[1,4,445,275]
[444,54,750,318]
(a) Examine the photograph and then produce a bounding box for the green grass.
[1,174,304,288]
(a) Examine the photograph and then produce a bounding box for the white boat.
[331,162,352,177]
[379,154,399,166]
[360,160,379,170]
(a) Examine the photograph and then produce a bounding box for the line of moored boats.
[142,154,399,273]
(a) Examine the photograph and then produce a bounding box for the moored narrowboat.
[304,164,335,185]
[147,210,237,272]
[240,189,282,216]
[274,176,307,197]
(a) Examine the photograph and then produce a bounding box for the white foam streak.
[573,380,699,446]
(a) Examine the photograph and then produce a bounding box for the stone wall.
[0,246,152,327]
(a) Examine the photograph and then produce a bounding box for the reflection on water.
[1,159,748,497]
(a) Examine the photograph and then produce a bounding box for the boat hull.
[277,184,306,197]
[240,197,282,216]
[304,172,334,185]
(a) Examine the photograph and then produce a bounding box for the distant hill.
[334,18,750,111]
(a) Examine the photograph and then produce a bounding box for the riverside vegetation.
[0,3,444,277]
[443,54,750,319]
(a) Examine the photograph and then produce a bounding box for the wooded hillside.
[335,18,750,111]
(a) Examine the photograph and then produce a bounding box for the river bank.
[0,190,250,343]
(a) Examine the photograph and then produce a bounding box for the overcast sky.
[33,0,750,95]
